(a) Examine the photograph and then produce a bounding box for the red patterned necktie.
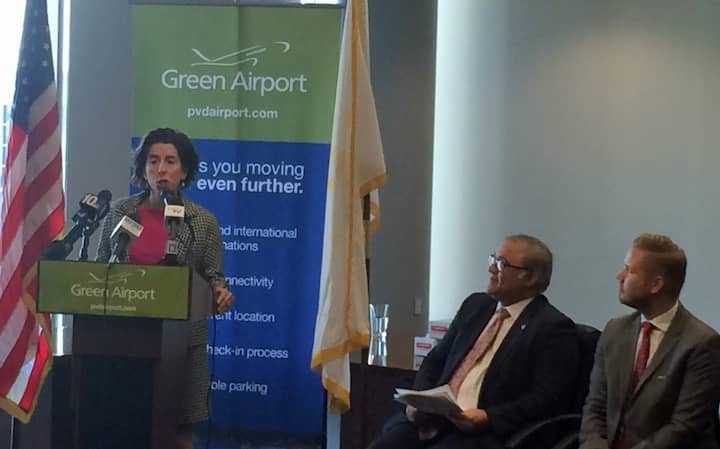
[632,321,654,390]
[449,308,510,395]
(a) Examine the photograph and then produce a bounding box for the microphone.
[109,214,143,263]
[77,190,112,261]
[162,190,185,226]
[72,193,100,224]
[161,190,184,265]
[92,190,113,224]
[70,190,112,226]
[41,190,113,260]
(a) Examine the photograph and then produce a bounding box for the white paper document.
[393,384,463,415]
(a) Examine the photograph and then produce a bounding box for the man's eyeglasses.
[489,253,530,271]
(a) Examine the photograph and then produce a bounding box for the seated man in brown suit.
[580,233,720,449]
[368,234,580,449]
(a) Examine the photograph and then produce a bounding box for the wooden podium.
[340,331,418,449]
[35,260,214,449]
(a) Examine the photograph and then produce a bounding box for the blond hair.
[632,233,687,298]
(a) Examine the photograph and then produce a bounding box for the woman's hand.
[214,286,234,314]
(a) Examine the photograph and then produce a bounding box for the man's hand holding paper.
[393,385,462,416]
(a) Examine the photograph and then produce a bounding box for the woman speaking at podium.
[97,127,234,448]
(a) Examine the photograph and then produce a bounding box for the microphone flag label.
[164,205,185,218]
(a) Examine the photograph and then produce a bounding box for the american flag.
[0,0,64,423]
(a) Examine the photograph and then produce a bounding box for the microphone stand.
[77,216,105,261]
[78,225,92,261]
[163,212,180,266]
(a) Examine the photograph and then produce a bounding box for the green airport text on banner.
[37,260,190,319]
[132,4,341,434]
[132,5,340,142]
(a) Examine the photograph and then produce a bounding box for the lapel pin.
[520,324,527,331]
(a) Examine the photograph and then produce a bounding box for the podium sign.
[37,260,190,319]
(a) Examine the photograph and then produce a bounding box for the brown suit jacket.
[579,303,720,449]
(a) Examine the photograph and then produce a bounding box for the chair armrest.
[549,432,580,449]
[505,413,581,449]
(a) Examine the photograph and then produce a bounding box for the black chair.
[504,324,601,449]
[373,324,601,449]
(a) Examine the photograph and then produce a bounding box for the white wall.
[368,0,437,335]
[431,0,720,329]
[64,0,134,243]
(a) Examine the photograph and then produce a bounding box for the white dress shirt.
[455,297,533,410]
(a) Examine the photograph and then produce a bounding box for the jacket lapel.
[445,301,496,379]
[493,296,541,361]
[481,296,544,392]
[612,315,640,413]
[122,193,145,216]
[630,305,685,399]
[175,197,196,264]
[464,304,497,352]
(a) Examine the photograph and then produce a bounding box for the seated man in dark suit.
[368,234,579,449]
[580,233,720,449]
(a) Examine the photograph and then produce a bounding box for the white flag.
[310,0,386,413]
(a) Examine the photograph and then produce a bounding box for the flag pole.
[361,193,371,365]
[10,417,15,449]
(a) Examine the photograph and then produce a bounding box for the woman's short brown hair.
[132,128,199,190]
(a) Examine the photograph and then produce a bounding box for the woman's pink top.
[128,207,168,265]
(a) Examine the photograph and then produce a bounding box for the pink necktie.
[449,308,510,395]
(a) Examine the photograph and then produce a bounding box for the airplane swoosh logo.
[191,42,290,67]
[88,268,147,285]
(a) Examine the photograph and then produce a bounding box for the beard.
[619,290,647,310]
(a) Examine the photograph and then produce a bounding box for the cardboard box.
[413,355,425,371]
[414,336,437,357]
[428,319,451,340]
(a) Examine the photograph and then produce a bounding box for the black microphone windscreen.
[95,190,112,221]
[97,190,112,202]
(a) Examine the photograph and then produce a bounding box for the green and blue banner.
[132,4,341,433]
[38,261,190,319]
